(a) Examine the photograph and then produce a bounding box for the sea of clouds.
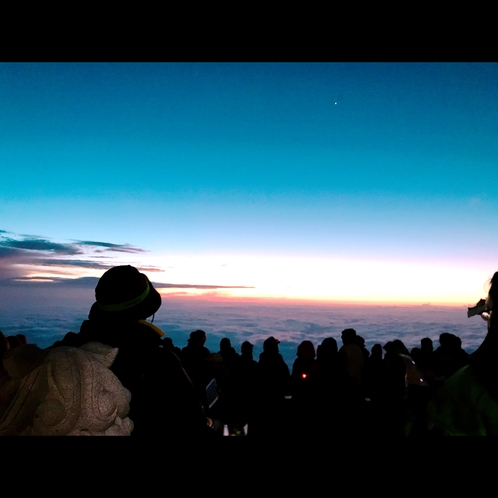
[0,297,487,369]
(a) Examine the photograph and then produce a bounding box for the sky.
[1,62,497,306]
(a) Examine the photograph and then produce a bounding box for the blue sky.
[1,62,497,304]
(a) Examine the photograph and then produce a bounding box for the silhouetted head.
[421,337,433,353]
[188,330,207,347]
[88,265,161,323]
[263,336,280,354]
[355,335,366,348]
[410,347,421,362]
[220,338,232,351]
[319,337,338,355]
[391,339,409,355]
[163,337,174,348]
[371,343,383,358]
[297,340,315,361]
[439,332,452,348]
[341,328,357,345]
[241,341,254,355]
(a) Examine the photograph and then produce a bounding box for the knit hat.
[88,265,161,322]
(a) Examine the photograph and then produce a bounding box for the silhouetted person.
[433,332,469,381]
[162,337,182,359]
[425,272,498,435]
[364,343,384,402]
[316,337,339,388]
[317,337,338,366]
[314,337,342,435]
[290,340,320,436]
[51,265,210,436]
[411,337,432,372]
[379,340,409,436]
[210,338,242,435]
[291,341,318,397]
[411,337,440,392]
[382,340,408,399]
[252,336,290,436]
[219,337,239,372]
[355,334,370,364]
[181,329,212,408]
[337,328,368,434]
[240,340,256,364]
[257,337,290,396]
[338,328,364,398]
[361,343,386,435]
[238,341,258,386]
[236,341,258,434]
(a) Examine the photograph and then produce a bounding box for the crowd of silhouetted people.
[157,327,474,436]
[0,324,480,436]
[1,265,497,436]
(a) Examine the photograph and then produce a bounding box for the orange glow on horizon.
[15,253,491,310]
[150,254,491,308]
[156,287,470,308]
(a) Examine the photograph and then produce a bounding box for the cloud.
[31,259,162,273]
[153,301,486,367]
[156,283,254,289]
[32,259,116,270]
[2,280,482,368]
[0,276,252,291]
[0,230,154,279]
[0,276,99,288]
[0,246,25,258]
[74,240,147,253]
[137,267,164,273]
[0,237,81,255]
[0,235,146,257]
[0,230,251,290]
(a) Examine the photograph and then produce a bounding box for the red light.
[302,373,307,379]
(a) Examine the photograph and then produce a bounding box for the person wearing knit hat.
[88,265,162,324]
[51,265,210,436]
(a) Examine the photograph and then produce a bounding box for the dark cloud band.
[0,230,153,277]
